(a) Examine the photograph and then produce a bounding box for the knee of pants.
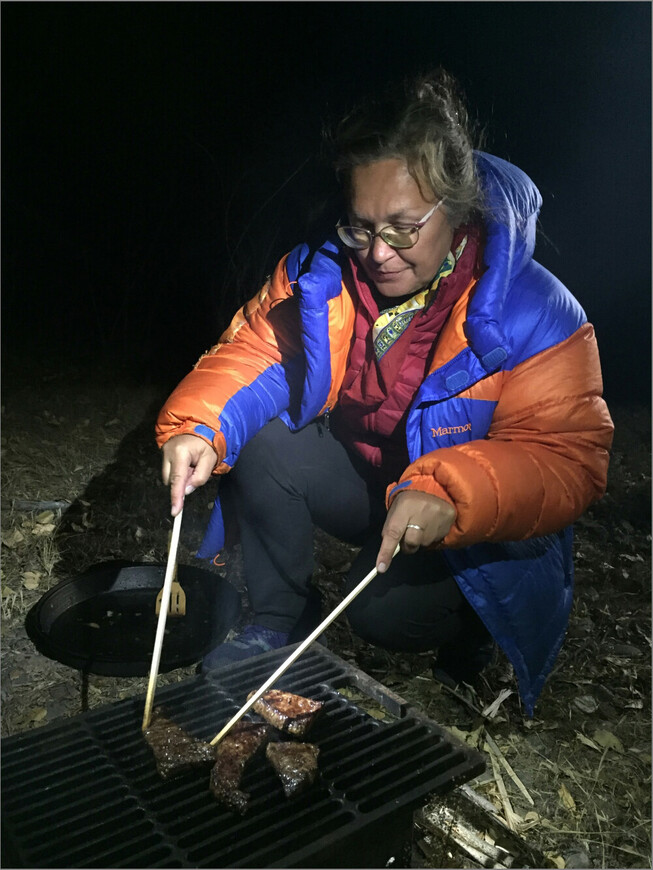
[346,594,407,649]
[344,570,480,653]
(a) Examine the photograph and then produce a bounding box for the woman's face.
[348,158,454,298]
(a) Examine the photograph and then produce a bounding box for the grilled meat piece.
[143,708,215,780]
[210,721,271,814]
[266,741,320,798]
[248,689,324,737]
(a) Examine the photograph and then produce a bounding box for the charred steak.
[248,689,324,737]
[266,741,320,798]
[143,708,215,780]
[210,721,271,814]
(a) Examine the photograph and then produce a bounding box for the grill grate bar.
[327,728,448,783]
[3,765,127,817]
[2,729,97,779]
[9,790,134,833]
[18,805,167,867]
[190,809,358,868]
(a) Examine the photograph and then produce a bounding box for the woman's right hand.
[161,434,218,516]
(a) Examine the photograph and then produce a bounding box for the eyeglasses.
[336,199,445,250]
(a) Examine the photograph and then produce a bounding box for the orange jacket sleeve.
[155,255,302,470]
[389,323,614,547]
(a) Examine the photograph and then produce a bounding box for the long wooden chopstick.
[210,543,400,746]
[141,507,184,731]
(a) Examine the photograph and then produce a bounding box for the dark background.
[3,1,651,403]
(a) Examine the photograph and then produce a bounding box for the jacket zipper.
[318,406,331,437]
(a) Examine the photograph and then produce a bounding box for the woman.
[156,70,613,714]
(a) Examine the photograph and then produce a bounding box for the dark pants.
[224,418,488,653]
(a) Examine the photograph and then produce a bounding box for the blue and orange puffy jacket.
[156,152,613,713]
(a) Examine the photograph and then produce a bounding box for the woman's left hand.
[376,490,456,573]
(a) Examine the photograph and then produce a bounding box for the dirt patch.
[1,362,650,868]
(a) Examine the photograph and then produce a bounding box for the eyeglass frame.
[336,198,445,250]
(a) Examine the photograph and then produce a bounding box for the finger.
[169,469,192,517]
[376,530,402,573]
[401,537,420,555]
[161,458,189,515]
[188,450,217,489]
[401,522,424,553]
[161,455,171,487]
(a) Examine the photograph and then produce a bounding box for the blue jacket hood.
[466,152,543,372]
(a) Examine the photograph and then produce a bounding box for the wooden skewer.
[141,507,184,731]
[210,543,400,746]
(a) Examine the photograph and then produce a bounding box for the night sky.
[3,2,651,404]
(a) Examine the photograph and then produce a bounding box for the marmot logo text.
[430,424,472,437]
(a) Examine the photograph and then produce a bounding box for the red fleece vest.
[331,224,485,485]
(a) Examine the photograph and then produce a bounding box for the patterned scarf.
[372,235,468,360]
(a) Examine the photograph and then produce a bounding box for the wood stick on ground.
[485,731,535,807]
[418,803,514,868]
[488,742,520,831]
[481,687,514,719]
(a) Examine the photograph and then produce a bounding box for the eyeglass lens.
[337,226,418,249]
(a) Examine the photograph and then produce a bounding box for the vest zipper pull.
[323,407,331,431]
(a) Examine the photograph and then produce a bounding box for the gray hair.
[330,69,484,228]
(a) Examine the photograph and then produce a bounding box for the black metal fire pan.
[24,561,241,676]
[1,643,486,869]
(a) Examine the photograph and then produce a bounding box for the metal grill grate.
[2,644,485,868]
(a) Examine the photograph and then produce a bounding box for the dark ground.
[1,362,650,868]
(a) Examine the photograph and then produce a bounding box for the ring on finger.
[406,524,423,531]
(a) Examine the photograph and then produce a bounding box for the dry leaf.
[575,730,601,751]
[1,585,16,599]
[604,656,639,676]
[30,707,47,722]
[2,529,25,548]
[366,707,387,720]
[574,694,599,713]
[544,852,566,869]
[628,747,652,763]
[35,510,55,524]
[558,783,577,813]
[592,729,625,754]
[22,571,42,590]
[449,724,484,749]
[32,523,56,536]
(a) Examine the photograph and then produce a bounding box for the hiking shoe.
[202,624,289,672]
[432,639,495,689]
